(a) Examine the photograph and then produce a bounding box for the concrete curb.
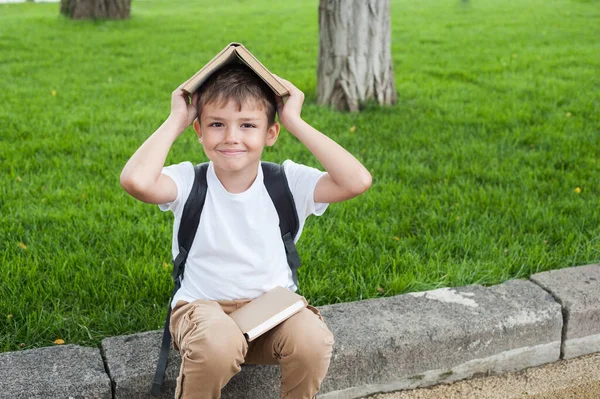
[0,344,112,399]
[530,264,600,360]
[1,264,599,399]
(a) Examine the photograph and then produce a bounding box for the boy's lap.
[245,306,334,365]
[280,306,332,341]
[170,299,244,351]
[170,299,333,362]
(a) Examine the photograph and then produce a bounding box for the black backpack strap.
[261,162,301,286]
[151,163,209,397]
[174,163,210,281]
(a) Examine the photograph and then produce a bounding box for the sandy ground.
[366,353,600,399]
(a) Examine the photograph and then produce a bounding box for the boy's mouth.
[217,149,246,156]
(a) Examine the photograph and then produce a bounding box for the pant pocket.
[173,312,192,353]
[306,304,325,322]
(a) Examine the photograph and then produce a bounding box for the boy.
[120,63,372,399]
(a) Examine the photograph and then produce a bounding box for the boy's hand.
[168,83,199,134]
[275,76,304,132]
[273,76,372,204]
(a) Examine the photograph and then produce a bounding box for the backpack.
[151,161,301,396]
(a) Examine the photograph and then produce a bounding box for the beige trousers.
[169,297,335,399]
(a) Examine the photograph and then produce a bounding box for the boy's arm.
[120,85,198,204]
[276,78,372,204]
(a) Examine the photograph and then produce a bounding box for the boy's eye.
[241,123,257,128]
[209,122,224,127]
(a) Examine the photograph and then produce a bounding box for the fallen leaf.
[53,339,65,345]
[51,90,56,96]
[19,343,26,348]
[7,314,12,319]
[349,126,356,133]
[574,187,581,194]
[392,236,400,241]
[18,242,27,250]
[162,261,169,270]
[566,112,572,118]
[377,286,385,294]
[16,176,22,182]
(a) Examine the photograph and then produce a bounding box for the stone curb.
[1,264,599,399]
[530,264,600,360]
[0,344,112,399]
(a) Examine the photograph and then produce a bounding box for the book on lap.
[229,286,308,342]
[181,42,289,97]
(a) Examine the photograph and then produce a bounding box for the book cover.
[181,42,289,97]
[229,286,308,341]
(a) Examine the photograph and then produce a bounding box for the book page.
[245,300,306,341]
[229,286,307,340]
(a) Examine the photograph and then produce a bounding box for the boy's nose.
[224,127,240,143]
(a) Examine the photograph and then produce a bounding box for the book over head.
[229,286,307,341]
[182,42,289,98]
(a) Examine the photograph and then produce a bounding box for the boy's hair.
[195,63,278,126]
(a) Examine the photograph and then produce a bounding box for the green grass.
[1,0,599,352]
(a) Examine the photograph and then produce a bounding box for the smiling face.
[194,99,280,177]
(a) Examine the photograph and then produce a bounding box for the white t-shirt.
[159,160,328,307]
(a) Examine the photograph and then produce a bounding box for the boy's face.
[194,99,279,176]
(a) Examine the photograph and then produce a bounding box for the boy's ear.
[266,122,280,147]
[193,118,202,141]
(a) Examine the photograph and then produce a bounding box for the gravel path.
[366,353,600,399]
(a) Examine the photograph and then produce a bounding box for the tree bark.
[61,0,131,19]
[317,0,397,112]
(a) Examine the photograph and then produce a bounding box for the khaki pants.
[169,298,335,399]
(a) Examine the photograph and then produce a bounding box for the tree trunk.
[317,0,397,112]
[60,0,131,19]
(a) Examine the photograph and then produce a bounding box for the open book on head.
[229,286,308,342]
[182,42,289,98]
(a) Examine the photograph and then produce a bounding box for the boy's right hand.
[168,83,199,134]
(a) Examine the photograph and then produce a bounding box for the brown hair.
[195,63,277,126]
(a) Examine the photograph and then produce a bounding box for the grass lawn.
[1,0,599,352]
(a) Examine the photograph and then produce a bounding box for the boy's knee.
[180,311,248,368]
[279,310,335,366]
[294,328,334,365]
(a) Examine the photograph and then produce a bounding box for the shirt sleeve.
[158,161,195,216]
[282,159,329,223]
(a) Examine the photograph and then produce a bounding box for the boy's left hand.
[275,76,304,132]
[274,77,372,204]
